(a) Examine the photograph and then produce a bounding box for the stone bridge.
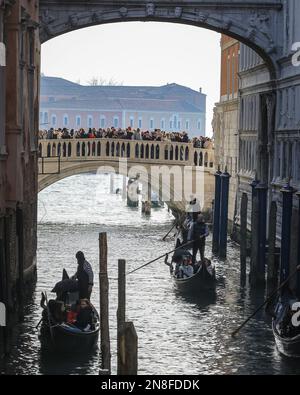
[38,138,215,212]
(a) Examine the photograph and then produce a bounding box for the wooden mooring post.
[240,193,248,286]
[99,232,111,374]
[267,201,278,296]
[117,259,138,375]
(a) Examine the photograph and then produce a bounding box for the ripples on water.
[3,173,300,375]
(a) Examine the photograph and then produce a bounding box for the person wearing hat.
[188,214,209,264]
[72,251,94,300]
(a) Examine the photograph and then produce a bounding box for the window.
[44,112,49,125]
[169,120,173,130]
[114,116,119,128]
[63,114,69,127]
[52,115,57,127]
[130,116,134,128]
[178,120,181,130]
[100,116,106,128]
[197,119,202,130]
[138,118,142,129]
[76,116,81,127]
[88,115,93,128]
[185,120,190,130]
[161,119,165,130]
[39,112,43,123]
[150,118,154,130]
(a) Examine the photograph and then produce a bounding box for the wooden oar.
[127,240,193,275]
[231,265,300,338]
[162,222,177,241]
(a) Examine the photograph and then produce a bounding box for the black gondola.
[271,290,300,358]
[167,248,216,294]
[39,271,100,353]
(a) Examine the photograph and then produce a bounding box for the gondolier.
[188,214,209,264]
[72,251,94,300]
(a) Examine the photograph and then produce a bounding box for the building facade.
[0,0,39,358]
[40,77,207,137]
[212,35,240,228]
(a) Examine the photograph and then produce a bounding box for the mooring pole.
[249,177,260,284]
[99,232,111,374]
[117,259,126,375]
[212,166,222,255]
[255,183,268,283]
[267,201,278,296]
[240,193,248,286]
[219,169,231,259]
[280,183,296,283]
[296,192,300,299]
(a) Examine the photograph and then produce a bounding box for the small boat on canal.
[39,270,100,353]
[270,290,300,358]
[166,248,216,294]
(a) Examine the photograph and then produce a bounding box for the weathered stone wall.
[0,0,40,359]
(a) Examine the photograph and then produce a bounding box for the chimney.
[199,87,202,93]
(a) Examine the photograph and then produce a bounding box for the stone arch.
[38,161,186,212]
[39,2,280,78]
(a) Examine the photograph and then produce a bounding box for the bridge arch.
[38,161,188,212]
[39,1,283,78]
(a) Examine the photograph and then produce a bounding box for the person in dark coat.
[188,214,209,264]
[72,251,94,300]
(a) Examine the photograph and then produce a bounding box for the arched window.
[113,116,119,128]
[51,114,57,127]
[130,116,134,128]
[88,115,93,128]
[100,116,106,128]
[76,115,81,127]
[150,118,154,130]
[63,114,69,127]
[194,152,198,166]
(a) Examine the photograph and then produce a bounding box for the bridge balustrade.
[38,138,214,169]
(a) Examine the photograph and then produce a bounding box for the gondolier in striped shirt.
[73,251,94,300]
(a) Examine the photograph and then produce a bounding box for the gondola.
[271,290,300,358]
[39,270,100,353]
[167,248,216,294]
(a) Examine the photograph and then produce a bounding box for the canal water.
[2,173,300,375]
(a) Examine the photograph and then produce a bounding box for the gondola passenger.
[179,256,194,278]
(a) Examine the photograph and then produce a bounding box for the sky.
[41,22,221,136]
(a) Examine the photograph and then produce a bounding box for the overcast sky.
[41,22,221,136]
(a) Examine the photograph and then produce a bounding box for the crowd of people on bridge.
[38,127,213,149]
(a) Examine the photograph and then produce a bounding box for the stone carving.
[40,9,55,26]
[91,12,102,23]
[40,9,56,38]
[198,12,209,23]
[119,7,128,18]
[247,12,274,49]
[221,17,232,30]
[68,14,79,28]
[146,3,155,17]
[174,7,182,18]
